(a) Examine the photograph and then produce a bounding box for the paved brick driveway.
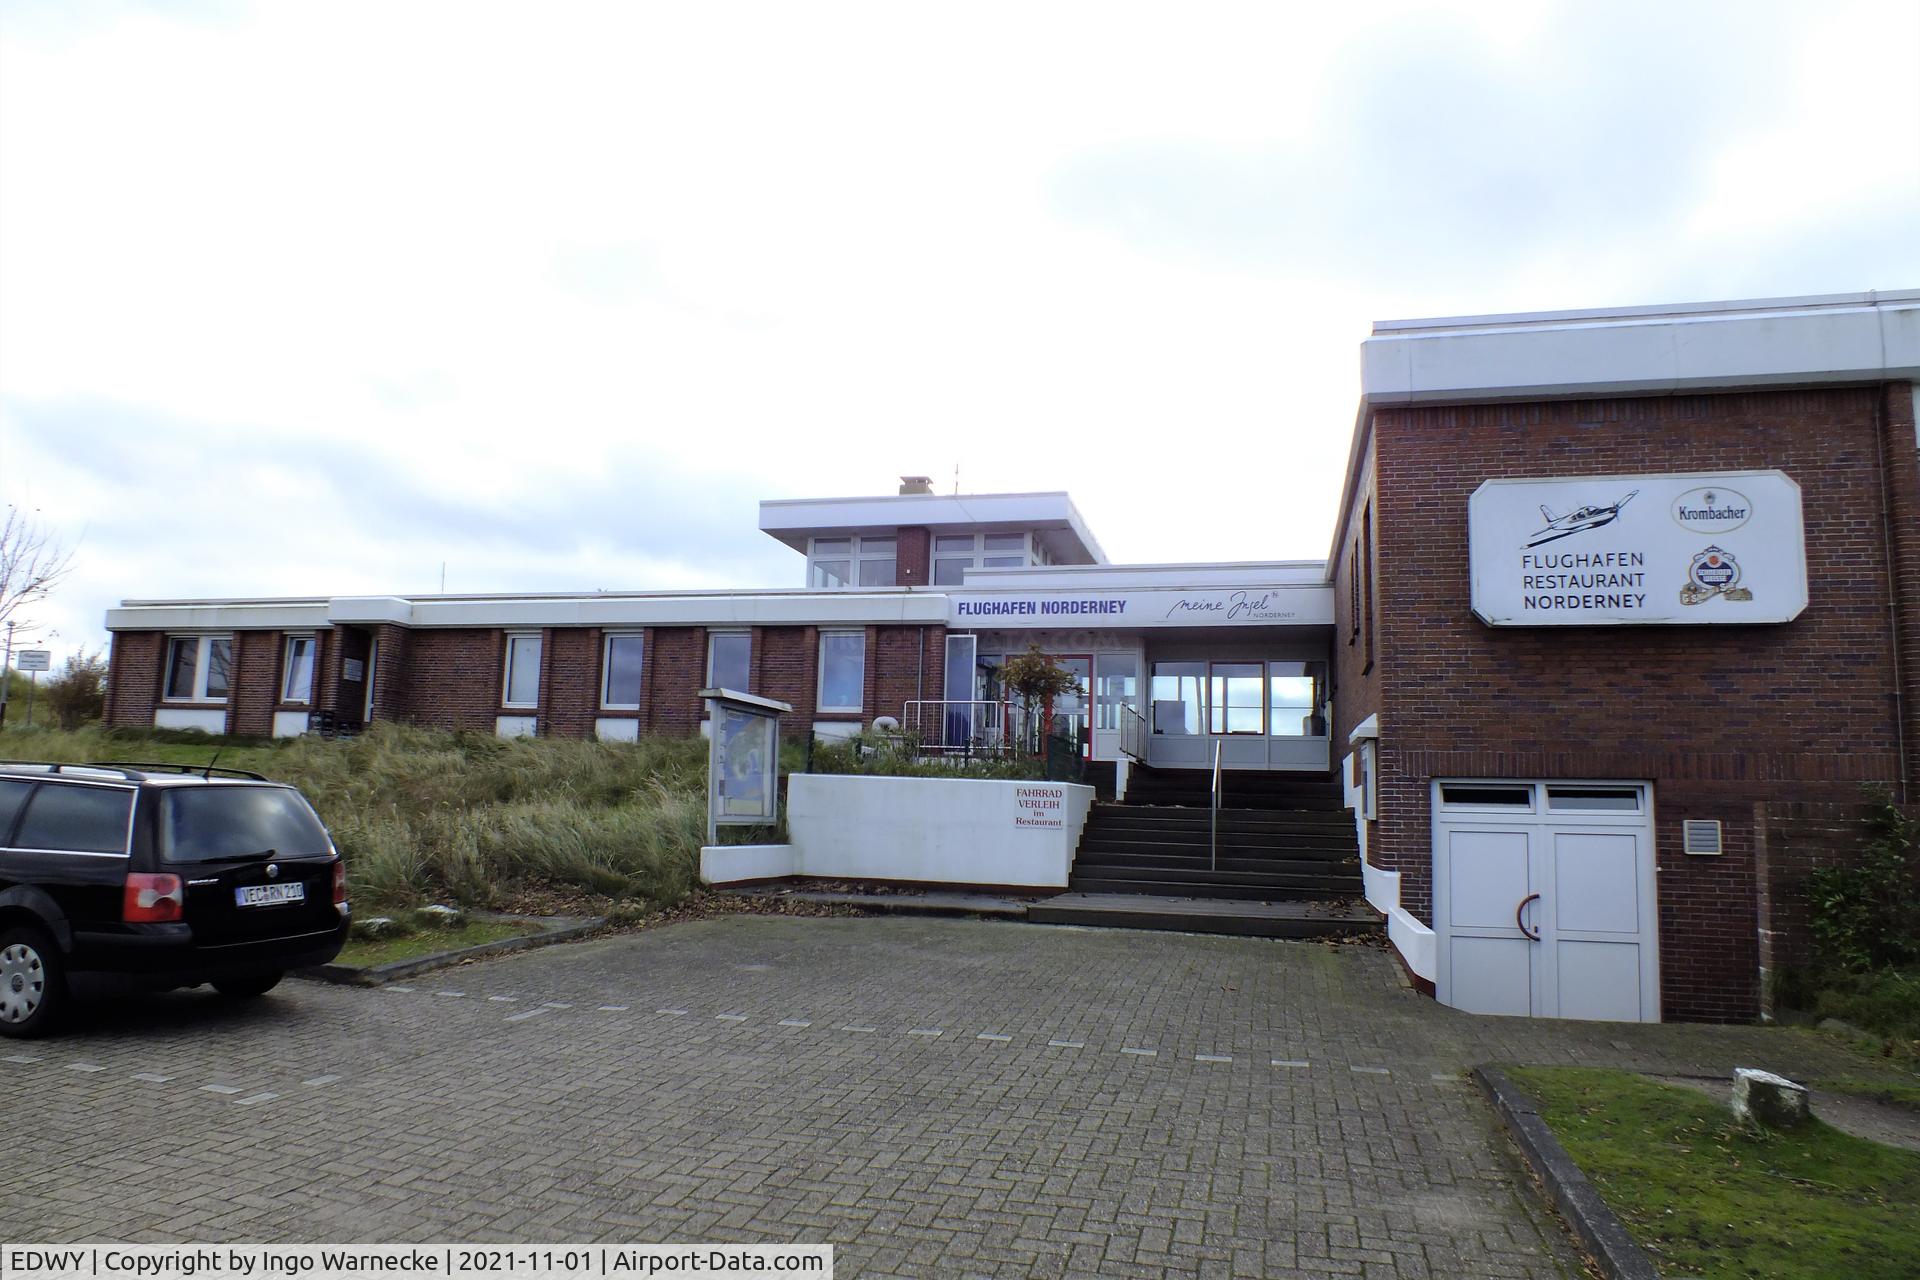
[5,915,1894,1277]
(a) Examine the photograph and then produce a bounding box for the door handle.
[1515,893,1541,941]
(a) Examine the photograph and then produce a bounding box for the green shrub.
[1807,797,1919,973]
[806,730,1048,780]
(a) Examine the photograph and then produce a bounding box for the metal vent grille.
[1683,819,1724,856]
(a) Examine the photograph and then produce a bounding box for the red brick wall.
[395,629,503,732]
[1362,385,1912,1022]
[229,630,280,737]
[870,624,944,725]
[897,526,931,587]
[104,631,165,729]
[368,624,410,723]
[646,627,707,735]
[1879,384,1920,789]
[756,625,820,725]
[1331,436,1383,753]
[541,627,601,739]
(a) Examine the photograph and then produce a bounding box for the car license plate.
[234,882,306,908]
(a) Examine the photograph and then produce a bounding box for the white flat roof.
[757,490,1106,564]
[1361,288,1920,404]
[961,560,1326,590]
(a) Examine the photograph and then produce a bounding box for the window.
[163,636,234,702]
[0,778,31,844]
[817,631,866,712]
[1268,661,1327,737]
[1361,502,1375,671]
[281,635,315,704]
[708,631,751,691]
[1150,661,1205,735]
[930,532,1033,583]
[502,633,542,708]
[808,538,851,588]
[161,787,331,862]
[1357,740,1377,820]
[1440,784,1533,808]
[602,633,645,710]
[14,783,134,854]
[1208,662,1264,735]
[1094,656,1139,731]
[807,536,896,588]
[1547,787,1642,812]
[856,537,896,587]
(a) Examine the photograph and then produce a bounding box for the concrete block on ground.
[1732,1067,1810,1128]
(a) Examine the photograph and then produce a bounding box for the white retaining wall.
[700,773,1095,888]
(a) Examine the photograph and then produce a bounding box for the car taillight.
[124,873,185,923]
[331,861,348,906]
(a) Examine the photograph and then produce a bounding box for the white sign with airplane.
[1468,470,1808,626]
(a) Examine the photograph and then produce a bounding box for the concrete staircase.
[1030,766,1379,939]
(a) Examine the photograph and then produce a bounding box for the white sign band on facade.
[1468,470,1808,627]
[947,586,1333,628]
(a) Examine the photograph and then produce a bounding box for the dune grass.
[1509,1065,1920,1280]
[0,724,711,913]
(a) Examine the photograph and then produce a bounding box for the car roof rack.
[0,760,150,780]
[85,761,271,781]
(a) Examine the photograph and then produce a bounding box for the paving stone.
[11,915,1901,1275]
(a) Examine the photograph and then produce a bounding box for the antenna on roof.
[202,748,223,780]
[953,463,960,495]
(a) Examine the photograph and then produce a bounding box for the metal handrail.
[1209,738,1223,872]
[1118,704,1147,761]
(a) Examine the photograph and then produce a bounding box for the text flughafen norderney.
[1,1248,831,1280]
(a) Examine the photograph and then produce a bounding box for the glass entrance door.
[1051,655,1092,758]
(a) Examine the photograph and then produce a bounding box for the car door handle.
[1515,893,1541,941]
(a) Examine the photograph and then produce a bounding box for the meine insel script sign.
[1468,470,1807,626]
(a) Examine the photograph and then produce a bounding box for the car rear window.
[14,783,135,854]
[160,786,332,863]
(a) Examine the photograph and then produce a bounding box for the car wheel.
[0,924,66,1038]
[212,972,283,999]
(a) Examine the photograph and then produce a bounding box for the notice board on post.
[701,687,792,846]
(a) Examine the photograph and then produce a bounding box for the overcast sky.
[2,0,1917,659]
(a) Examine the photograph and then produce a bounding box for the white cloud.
[1,0,1916,661]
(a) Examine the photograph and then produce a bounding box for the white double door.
[1434,782,1660,1022]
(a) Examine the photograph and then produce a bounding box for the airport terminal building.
[103,290,1920,1023]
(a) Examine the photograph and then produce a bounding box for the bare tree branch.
[0,504,77,638]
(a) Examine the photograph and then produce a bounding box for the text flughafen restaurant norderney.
[1466,470,1809,627]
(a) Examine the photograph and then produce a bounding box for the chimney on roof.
[898,475,934,495]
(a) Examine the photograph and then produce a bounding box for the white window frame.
[280,634,316,705]
[807,536,900,589]
[1357,740,1377,821]
[816,630,867,714]
[163,635,234,704]
[707,630,752,692]
[601,631,645,711]
[931,531,1037,584]
[502,632,543,709]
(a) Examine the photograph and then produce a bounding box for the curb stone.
[295,914,607,987]
[1474,1065,1663,1280]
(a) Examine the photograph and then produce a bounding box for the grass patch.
[2,724,712,914]
[1813,1076,1920,1114]
[1508,1065,1920,1280]
[333,919,542,969]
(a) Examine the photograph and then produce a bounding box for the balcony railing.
[901,699,1026,757]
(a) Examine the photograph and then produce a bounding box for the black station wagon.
[0,762,349,1036]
